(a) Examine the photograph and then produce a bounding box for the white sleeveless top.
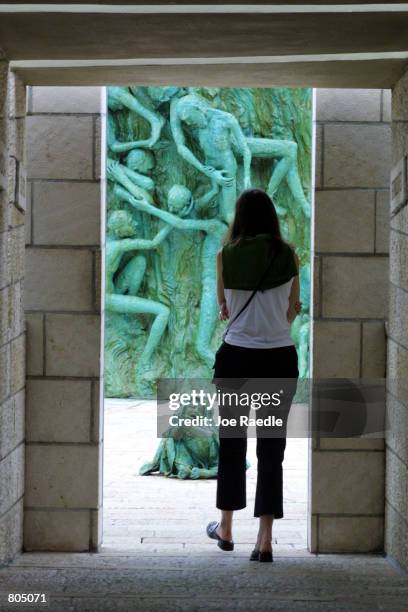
[224,279,294,349]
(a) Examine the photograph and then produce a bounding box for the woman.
[206,188,301,563]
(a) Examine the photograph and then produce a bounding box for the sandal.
[206,521,234,551]
[249,548,274,562]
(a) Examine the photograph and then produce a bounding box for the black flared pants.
[213,341,299,518]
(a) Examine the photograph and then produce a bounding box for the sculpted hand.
[204,166,234,188]
[106,158,121,181]
[129,193,149,211]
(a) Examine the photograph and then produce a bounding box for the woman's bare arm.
[216,250,229,320]
[287,252,300,324]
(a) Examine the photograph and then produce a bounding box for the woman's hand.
[219,300,229,321]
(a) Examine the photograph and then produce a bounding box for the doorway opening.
[102,85,313,553]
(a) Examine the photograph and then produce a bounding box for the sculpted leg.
[195,254,219,369]
[105,294,169,395]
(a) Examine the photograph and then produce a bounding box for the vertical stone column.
[24,87,104,551]
[0,63,27,564]
[310,89,390,552]
[386,69,408,571]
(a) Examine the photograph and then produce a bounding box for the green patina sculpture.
[105,86,312,477]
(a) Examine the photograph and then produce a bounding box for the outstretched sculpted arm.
[114,184,210,232]
[118,224,173,253]
[170,98,209,176]
[110,86,164,148]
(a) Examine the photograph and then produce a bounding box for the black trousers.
[213,341,299,518]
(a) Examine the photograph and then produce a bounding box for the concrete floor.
[1,400,407,611]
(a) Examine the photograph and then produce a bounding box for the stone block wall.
[311,88,391,552]
[24,87,104,552]
[386,68,408,571]
[0,63,27,565]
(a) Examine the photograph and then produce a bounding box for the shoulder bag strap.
[222,245,279,340]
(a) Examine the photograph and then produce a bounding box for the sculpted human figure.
[108,86,166,153]
[105,209,172,396]
[108,159,228,369]
[170,93,252,225]
[290,262,310,378]
[170,92,310,222]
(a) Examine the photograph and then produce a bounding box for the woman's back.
[224,279,294,349]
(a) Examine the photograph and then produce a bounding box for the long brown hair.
[225,188,283,245]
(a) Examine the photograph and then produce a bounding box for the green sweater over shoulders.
[222,233,298,291]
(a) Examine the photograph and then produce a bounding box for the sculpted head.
[126,149,155,174]
[107,210,137,238]
[167,185,193,216]
[177,96,207,128]
[146,86,181,103]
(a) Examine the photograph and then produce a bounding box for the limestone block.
[30,87,101,114]
[0,443,24,516]
[386,392,408,467]
[10,280,24,340]
[94,249,102,313]
[392,72,408,121]
[26,379,92,443]
[361,321,386,378]
[91,508,103,551]
[385,501,408,570]
[390,201,408,235]
[389,284,408,350]
[320,437,384,451]
[33,181,101,246]
[0,286,10,346]
[316,89,381,122]
[382,89,392,122]
[315,124,323,189]
[25,313,43,376]
[322,256,388,318]
[25,181,32,245]
[312,321,360,378]
[0,498,23,564]
[312,255,320,317]
[387,339,408,409]
[390,230,408,293]
[385,450,408,520]
[0,344,10,403]
[7,73,26,120]
[315,190,375,253]
[24,248,93,311]
[0,62,8,118]
[9,225,25,284]
[94,116,101,180]
[45,314,101,377]
[91,380,103,443]
[26,116,93,180]
[0,231,10,290]
[24,509,91,552]
[311,450,384,514]
[324,124,391,188]
[391,121,408,166]
[25,444,99,508]
[375,190,390,253]
[10,334,25,395]
[0,390,24,460]
[318,516,383,553]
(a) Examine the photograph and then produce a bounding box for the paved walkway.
[103,399,308,552]
[1,401,407,611]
